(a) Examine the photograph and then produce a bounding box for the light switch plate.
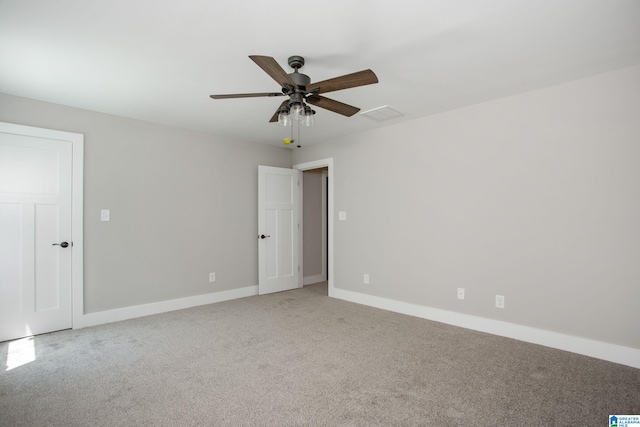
[339,211,347,221]
[101,209,110,221]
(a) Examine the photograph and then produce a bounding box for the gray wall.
[303,169,324,280]
[293,65,640,349]
[0,93,292,313]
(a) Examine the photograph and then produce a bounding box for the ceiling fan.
[210,55,378,125]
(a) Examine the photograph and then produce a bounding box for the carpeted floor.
[1,282,638,426]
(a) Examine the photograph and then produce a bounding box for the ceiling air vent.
[359,105,404,121]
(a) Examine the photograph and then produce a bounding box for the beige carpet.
[1,282,638,426]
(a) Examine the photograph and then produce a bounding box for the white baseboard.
[331,288,640,369]
[77,285,258,329]
[303,274,326,285]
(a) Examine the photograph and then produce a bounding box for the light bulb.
[290,102,303,121]
[278,109,291,126]
[302,107,315,127]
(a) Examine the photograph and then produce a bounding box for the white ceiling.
[1,0,639,147]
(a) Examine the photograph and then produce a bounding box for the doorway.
[294,158,334,297]
[302,168,328,288]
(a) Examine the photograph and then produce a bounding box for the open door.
[0,126,74,342]
[258,166,300,295]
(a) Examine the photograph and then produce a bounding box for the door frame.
[293,158,334,297]
[0,122,84,330]
[321,168,328,283]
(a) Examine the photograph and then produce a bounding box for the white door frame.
[293,158,334,297]
[0,122,84,330]
[321,169,328,283]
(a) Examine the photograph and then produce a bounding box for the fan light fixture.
[278,102,314,127]
[303,105,315,127]
[278,106,291,126]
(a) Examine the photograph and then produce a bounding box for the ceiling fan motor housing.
[287,55,310,90]
[289,71,310,88]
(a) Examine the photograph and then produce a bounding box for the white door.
[0,129,73,342]
[258,165,300,295]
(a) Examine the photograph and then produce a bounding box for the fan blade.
[269,100,289,123]
[249,55,298,89]
[307,69,378,94]
[306,95,360,117]
[210,92,284,99]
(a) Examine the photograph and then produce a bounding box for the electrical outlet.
[457,288,465,300]
[495,295,505,309]
[209,272,216,283]
[363,274,369,284]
